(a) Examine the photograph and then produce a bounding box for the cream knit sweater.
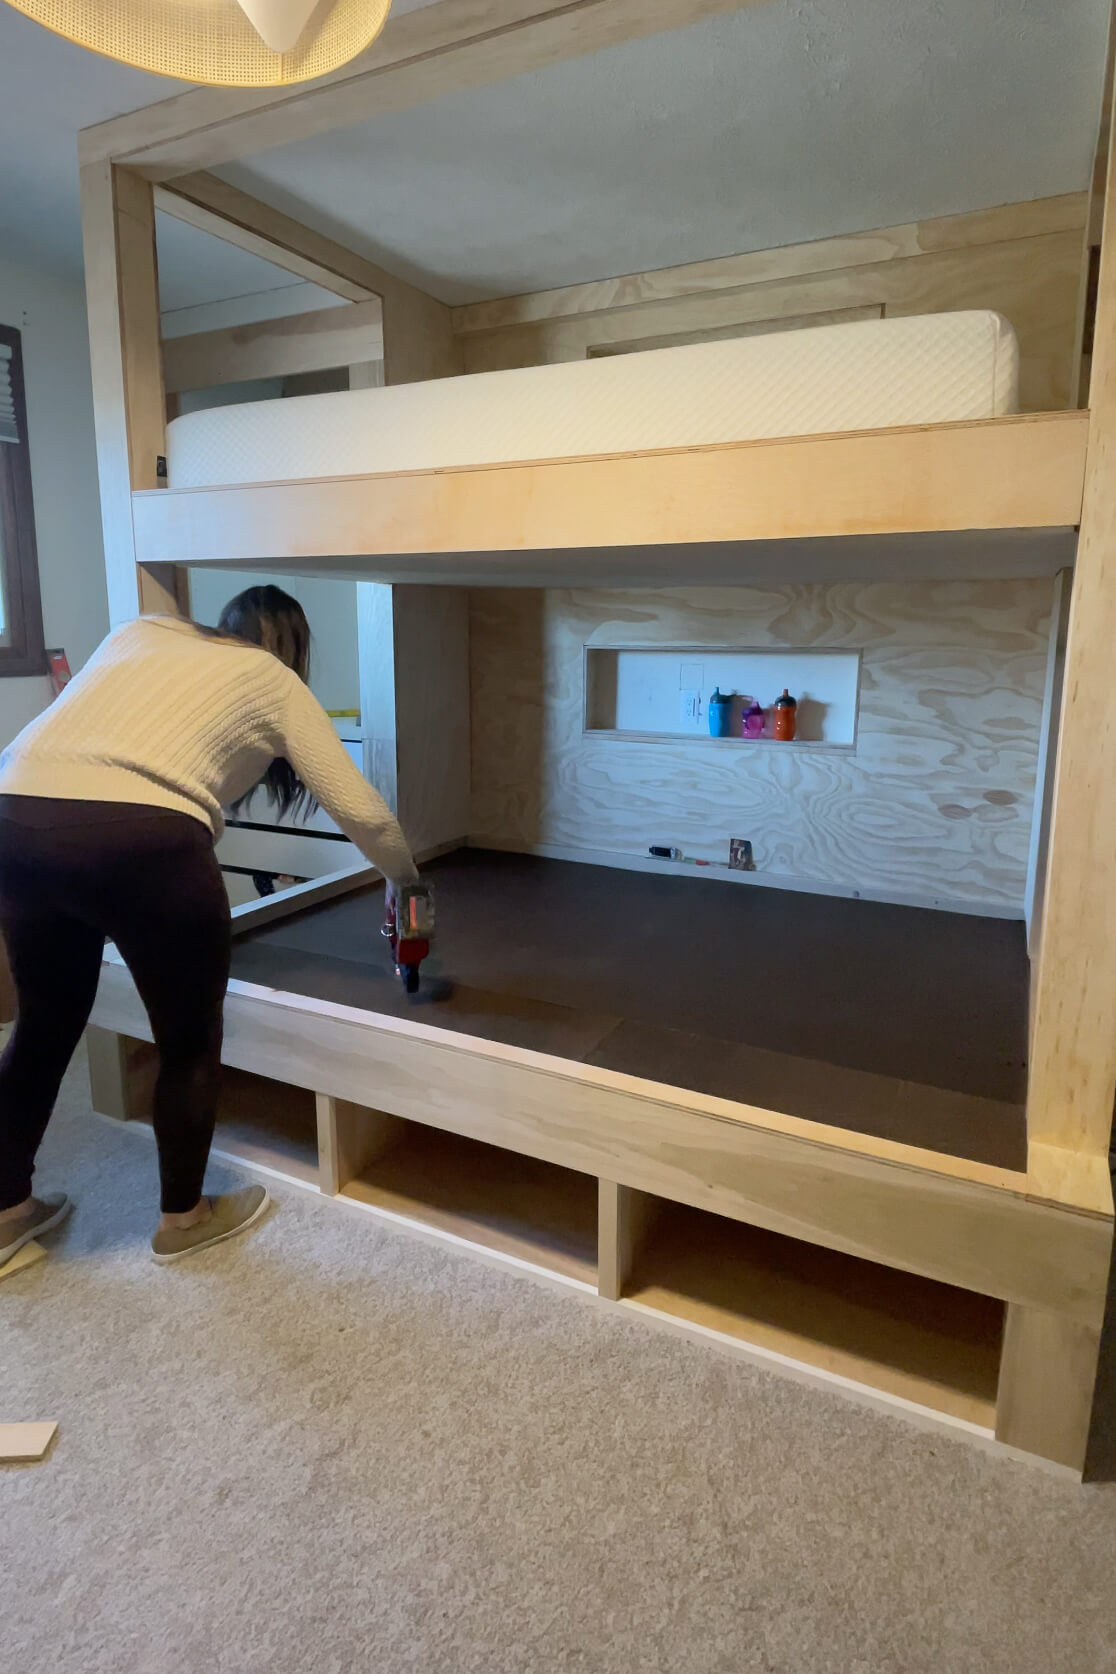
[0,616,417,885]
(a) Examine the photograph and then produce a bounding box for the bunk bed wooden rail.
[133,412,1088,574]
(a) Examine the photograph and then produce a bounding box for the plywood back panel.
[456,197,1086,414]
[468,580,1054,912]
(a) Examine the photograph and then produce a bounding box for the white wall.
[0,257,108,747]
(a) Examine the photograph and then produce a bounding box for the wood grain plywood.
[469,580,1054,911]
[454,197,1088,336]
[131,413,1089,570]
[460,222,1084,414]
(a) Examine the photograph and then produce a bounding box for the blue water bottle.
[708,688,733,738]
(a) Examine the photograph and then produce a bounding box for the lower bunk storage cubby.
[87,1028,320,1186]
[210,1069,320,1185]
[599,1183,1005,1427]
[320,1096,600,1286]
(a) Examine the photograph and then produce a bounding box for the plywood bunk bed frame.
[76,0,1116,1475]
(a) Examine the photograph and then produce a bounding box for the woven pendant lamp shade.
[2,0,392,86]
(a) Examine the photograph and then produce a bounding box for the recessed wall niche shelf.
[583,646,861,748]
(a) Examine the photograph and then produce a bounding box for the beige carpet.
[3,1048,1116,1674]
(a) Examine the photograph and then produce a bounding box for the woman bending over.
[0,586,416,1266]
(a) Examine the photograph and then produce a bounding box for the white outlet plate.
[680,689,700,725]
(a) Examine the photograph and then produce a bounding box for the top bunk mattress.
[165,310,1019,490]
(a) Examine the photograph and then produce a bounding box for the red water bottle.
[774,688,797,742]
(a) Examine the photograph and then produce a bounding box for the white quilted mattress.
[166,310,1019,489]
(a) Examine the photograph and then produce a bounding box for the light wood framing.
[355,583,471,853]
[80,161,186,623]
[454,197,1087,338]
[1028,79,1116,1161]
[78,16,1116,1475]
[90,942,1113,1323]
[79,0,763,179]
[155,174,461,386]
[455,194,1086,414]
[1024,568,1072,955]
[598,1181,660,1302]
[132,412,1088,576]
[995,1306,1103,1470]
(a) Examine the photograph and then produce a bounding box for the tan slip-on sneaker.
[151,1185,271,1264]
[0,1193,72,1268]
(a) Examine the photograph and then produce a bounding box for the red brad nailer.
[382,880,437,996]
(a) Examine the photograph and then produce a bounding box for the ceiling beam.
[155,172,427,304]
[155,178,375,301]
[79,0,761,180]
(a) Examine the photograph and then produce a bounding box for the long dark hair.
[210,585,317,822]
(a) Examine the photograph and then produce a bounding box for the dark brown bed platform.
[230,850,1028,1170]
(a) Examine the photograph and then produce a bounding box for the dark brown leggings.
[0,797,230,1214]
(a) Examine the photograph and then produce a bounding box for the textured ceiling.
[0,0,1109,314]
[223,0,1112,304]
[0,0,440,305]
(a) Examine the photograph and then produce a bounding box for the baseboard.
[466,838,1024,920]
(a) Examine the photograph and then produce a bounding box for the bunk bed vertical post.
[79,161,185,626]
[999,77,1116,1476]
[357,582,400,810]
[357,302,470,857]
[1071,3,1115,408]
[379,287,462,385]
[355,582,472,855]
[1028,78,1116,1162]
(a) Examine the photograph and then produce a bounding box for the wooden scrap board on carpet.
[0,1422,57,1462]
[0,1241,46,1282]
